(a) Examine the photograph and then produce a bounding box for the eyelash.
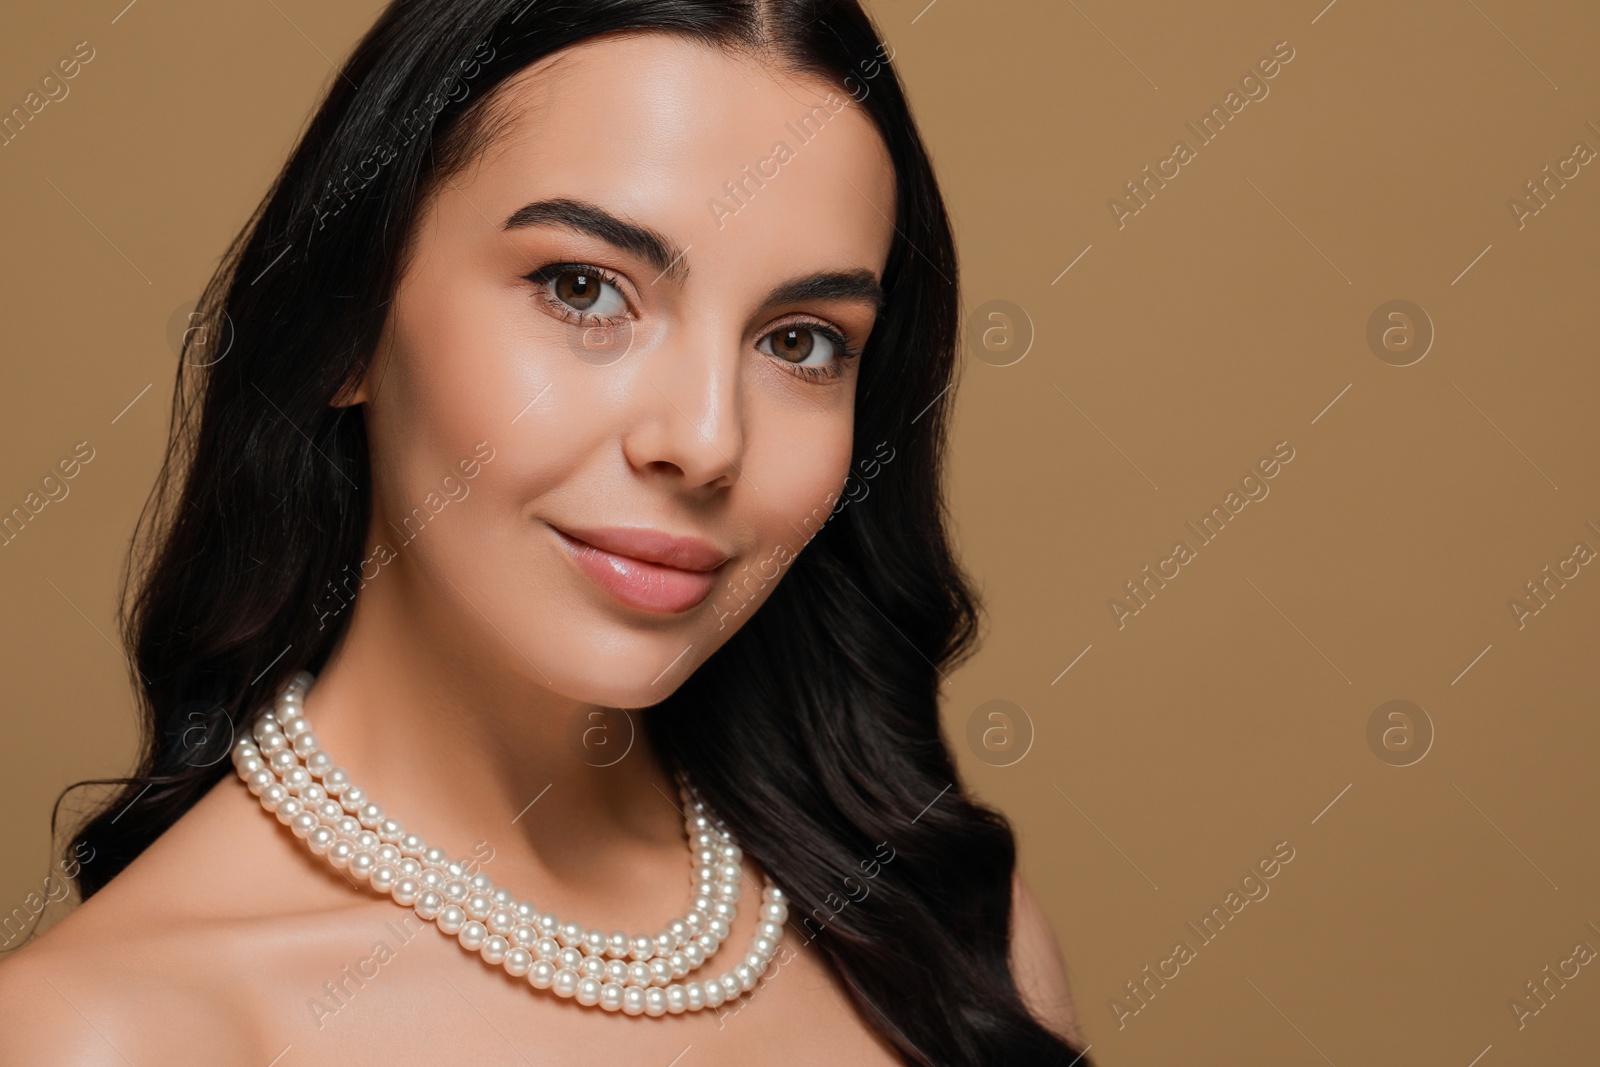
[522,262,861,382]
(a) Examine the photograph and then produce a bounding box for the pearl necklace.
[232,670,787,1016]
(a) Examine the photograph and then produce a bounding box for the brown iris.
[554,270,601,311]
[770,327,815,363]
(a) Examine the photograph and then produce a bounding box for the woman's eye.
[759,325,840,369]
[546,268,627,318]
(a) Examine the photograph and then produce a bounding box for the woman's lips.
[549,524,727,615]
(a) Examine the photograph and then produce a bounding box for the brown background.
[2,1,1597,1063]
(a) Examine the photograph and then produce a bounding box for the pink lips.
[549,523,731,615]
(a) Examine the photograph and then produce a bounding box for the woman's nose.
[619,334,745,492]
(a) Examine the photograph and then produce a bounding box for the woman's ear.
[331,335,389,408]
[330,367,369,408]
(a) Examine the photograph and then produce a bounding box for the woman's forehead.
[442,32,897,280]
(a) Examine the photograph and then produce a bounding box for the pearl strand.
[234,670,788,1015]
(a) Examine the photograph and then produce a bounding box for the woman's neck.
[298,554,687,900]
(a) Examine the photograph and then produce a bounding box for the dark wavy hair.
[46,1,1091,1063]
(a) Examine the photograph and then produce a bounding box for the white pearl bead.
[239,673,783,1018]
[348,852,375,880]
[259,783,288,811]
[551,968,579,998]
[599,982,625,1011]
[458,921,488,952]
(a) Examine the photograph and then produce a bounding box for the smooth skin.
[0,33,1078,1064]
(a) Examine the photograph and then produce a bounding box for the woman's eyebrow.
[765,269,885,312]
[502,197,689,283]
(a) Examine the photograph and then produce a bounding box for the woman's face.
[350,33,896,708]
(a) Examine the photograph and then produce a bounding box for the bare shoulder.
[0,775,334,1065]
[1008,869,1084,1047]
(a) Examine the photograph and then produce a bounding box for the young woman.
[0,2,1089,1063]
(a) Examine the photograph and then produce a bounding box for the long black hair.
[49,1,1091,1063]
